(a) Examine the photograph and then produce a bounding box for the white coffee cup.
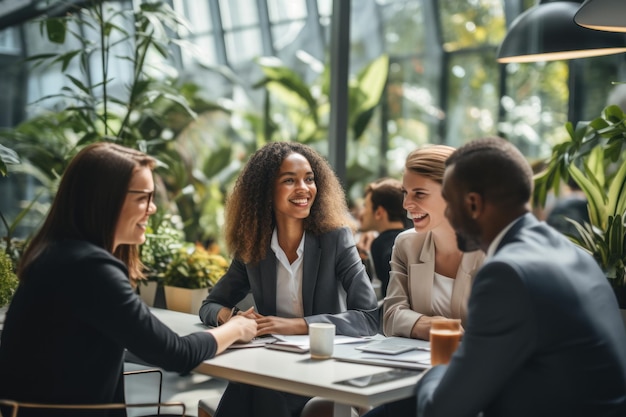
[309,323,336,359]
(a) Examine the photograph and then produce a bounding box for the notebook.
[356,337,430,355]
[333,337,431,370]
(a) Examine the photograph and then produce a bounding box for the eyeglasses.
[127,189,155,212]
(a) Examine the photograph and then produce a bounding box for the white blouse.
[431,272,454,318]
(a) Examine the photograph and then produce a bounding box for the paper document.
[333,337,432,370]
[228,336,277,349]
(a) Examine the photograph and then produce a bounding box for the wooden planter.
[163,285,209,314]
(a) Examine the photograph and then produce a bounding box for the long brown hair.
[224,141,350,264]
[18,142,156,281]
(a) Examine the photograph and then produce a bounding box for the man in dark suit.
[358,178,410,297]
[416,137,626,417]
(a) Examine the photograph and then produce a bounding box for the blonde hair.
[405,145,456,184]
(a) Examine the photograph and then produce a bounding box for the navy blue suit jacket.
[416,213,626,417]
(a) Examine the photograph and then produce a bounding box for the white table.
[150,307,423,417]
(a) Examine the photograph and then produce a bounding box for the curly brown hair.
[225,142,350,264]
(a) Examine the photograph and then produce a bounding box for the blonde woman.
[384,145,485,339]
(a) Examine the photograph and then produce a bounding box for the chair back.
[0,399,186,417]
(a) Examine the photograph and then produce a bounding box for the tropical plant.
[0,144,19,178]
[535,104,626,289]
[253,54,390,195]
[0,1,235,248]
[139,212,185,284]
[0,253,18,307]
[162,243,229,290]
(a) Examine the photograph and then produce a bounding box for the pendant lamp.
[575,0,626,32]
[496,1,626,63]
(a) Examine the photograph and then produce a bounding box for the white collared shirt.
[485,215,525,259]
[271,228,305,318]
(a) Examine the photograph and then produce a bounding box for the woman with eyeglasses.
[0,142,257,415]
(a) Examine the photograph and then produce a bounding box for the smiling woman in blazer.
[383,145,484,340]
[199,141,379,417]
[361,145,485,417]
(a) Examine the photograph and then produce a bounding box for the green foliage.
[0,253,18,307]
[140,213,185,283]
[254,54,388,146]
[535,104,626,286]
[0,1,235,251]
[0,144,19,177]
[162,243,229,289]
[253,54,390,197]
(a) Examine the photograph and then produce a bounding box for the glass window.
[180,34,218,68]
[439,0,506,51]
[180,1,212,34]
[579,55,623,121]
[386,57,442,146]
[500,61,569,159]
[219,0,259,30]
[0,26,19,54]
[445,51,500,147]
[378,0,426,56]
[268,0,307,22]
[224,27,263,65]
[272,21,306,50]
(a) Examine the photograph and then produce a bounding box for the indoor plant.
[138,213,185,306]
[162,243,229,314]
[535,104,626,306]
[0,253,19,308]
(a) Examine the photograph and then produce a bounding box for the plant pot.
[163,285,209,314]
[138,281,158,307]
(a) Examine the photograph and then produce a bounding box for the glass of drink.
[429,318,462,366]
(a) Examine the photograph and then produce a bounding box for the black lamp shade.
[575,0,626,32]
[497,1,626,63]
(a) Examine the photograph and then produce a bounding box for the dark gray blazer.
[416,213,626,417]
[199,227,379,337]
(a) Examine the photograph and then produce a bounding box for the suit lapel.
[411,232,436,315]
[302,233,320,316]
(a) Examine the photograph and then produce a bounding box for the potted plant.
[162,243,229,314]
[535,104,626,308]
[138,213,185,306]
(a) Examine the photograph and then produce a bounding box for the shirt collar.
[271,228,306,256]
[485,215,524,259]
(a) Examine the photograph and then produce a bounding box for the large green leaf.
[606,154,626,219]
[0,145,19,177]
[351,54,389,116]
[568,164,606,229]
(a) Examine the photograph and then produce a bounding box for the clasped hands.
[220,306,308,336]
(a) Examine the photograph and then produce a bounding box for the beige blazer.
[383,229,484,337]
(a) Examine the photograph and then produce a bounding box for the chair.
[0,399,186,417]
[0,369,187,417]
[197,394,222,417]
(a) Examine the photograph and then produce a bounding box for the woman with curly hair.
[199,141,379,417]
